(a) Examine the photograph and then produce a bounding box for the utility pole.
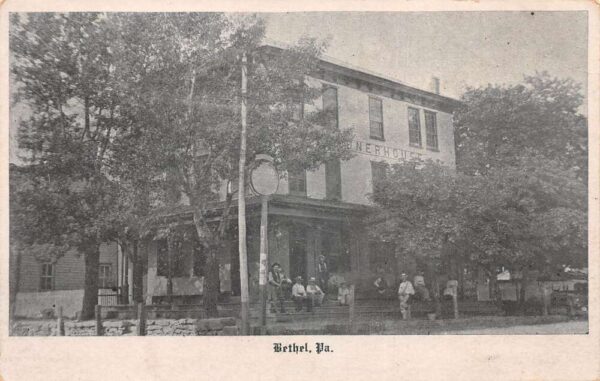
[238,52,250,335]
[258,195,268,329]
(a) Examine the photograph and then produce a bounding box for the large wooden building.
[11,50,460,317]
[142,50,460,304]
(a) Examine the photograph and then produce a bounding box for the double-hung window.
[98,264,112,288]
[322,86,339,129]
[371,161,388,201]
[40,263,55,291]
[325,159,342,200]
[369,97,384,140]
[424,110,438,151]
[288,170,307,196]
[408,107,422,147]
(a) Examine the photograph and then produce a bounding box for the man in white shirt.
[398,273,415,320]
[306,277,325,308]
[292,276,310,312]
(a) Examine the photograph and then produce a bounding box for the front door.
[289,226,307,281]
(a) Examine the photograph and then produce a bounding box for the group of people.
[268,255,354,313]
[268,261,328,313]
[268,258,458,320]
[394,272,459,320]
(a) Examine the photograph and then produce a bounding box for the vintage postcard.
[0,0,598,380]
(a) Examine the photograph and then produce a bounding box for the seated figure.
[413,272,431,301]
[338,281,351,306]
[291,276,311,312]
[306,277,325,308]
[374,276,390,298]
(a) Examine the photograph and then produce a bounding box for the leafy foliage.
[370,72,587,280]
[455,72,587,181]
[10,13,354,315]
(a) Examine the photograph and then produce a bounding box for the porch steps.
[100,299,502,320]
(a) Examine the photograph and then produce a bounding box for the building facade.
[143,53,460,304]
[11,242,121,318]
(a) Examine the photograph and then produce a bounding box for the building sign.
[250,155,279,196]
[350,139,423,162]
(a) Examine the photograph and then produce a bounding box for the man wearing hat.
[291,276,311,312]
[317,255,329,293]
[397,273,415,320]
[306,277,325,308]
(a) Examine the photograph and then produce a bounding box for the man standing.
[317,255,329,293]
[268,263,286,314]
[398,273,415,320]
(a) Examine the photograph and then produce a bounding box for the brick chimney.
[430,76,440,95]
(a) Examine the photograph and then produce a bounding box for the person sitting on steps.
[292,276,311,312]
[306,277,325,309]
[338,281,351,306]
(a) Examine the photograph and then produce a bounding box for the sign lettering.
[350,139,422,162]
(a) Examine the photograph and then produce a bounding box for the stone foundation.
[10,317,239,336]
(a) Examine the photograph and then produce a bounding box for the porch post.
[258,196,269,328]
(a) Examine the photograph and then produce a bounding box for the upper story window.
[98,264,113,288]
[322,85,339,129]
[424,110,438,151]
[40,263,55,291]
[325,159,342,200]
[288,169,307,196]
[408,107,422,147]
[370,161,388,201]
[369,97,384,140]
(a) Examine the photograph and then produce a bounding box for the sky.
[264,11,588,101]
[9,11,588,163]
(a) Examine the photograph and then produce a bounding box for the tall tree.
[10,13,126,319]
[370,73,587,307]
[455,72,587,180]
[112,13,354,314]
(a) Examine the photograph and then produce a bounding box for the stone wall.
[10,317,239,336]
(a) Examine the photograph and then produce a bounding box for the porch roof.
[149,195,374,226]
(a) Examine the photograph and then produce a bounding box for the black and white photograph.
[4,8,593,341]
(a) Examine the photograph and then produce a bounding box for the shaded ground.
[260,315,587,335]
[445,320,588,335]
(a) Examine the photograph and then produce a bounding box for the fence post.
[542,285,549,316]
[56,306,65,336]
[136,302,146,336]
[452,293,459,319]
[95,305,103,336]
[349,285,356,334]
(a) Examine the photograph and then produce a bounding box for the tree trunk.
[81,243,101,320]
[132,241,144,304]
[167,237,174,304]
[191,207,221,318]
[519,266,529,313]
[203,244,221,317]
[9,244,22,323]
[426,259,441,316]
